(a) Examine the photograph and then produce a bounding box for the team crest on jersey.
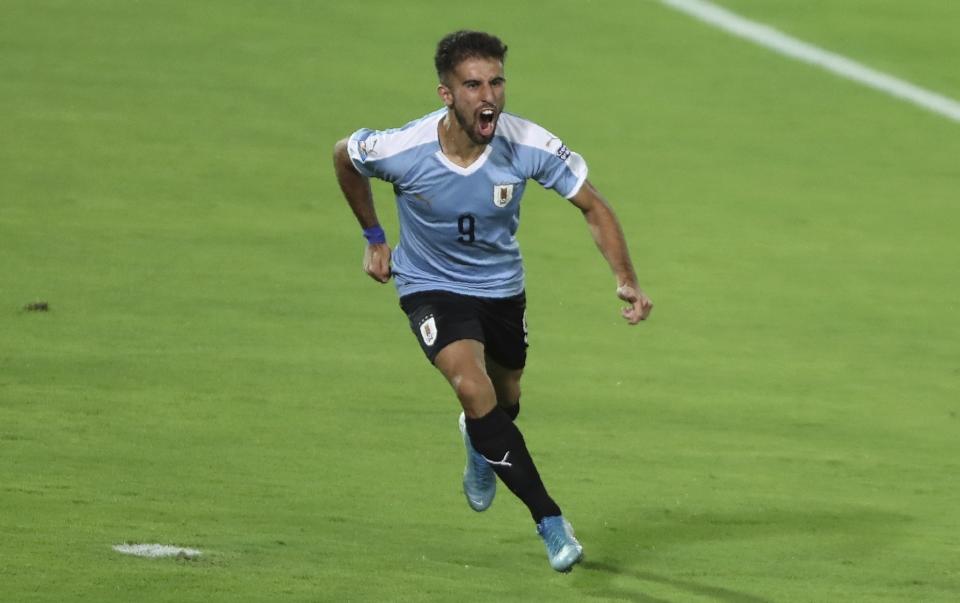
[419,314,438,346]
[493,184,515,208]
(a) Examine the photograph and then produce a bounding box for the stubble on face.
[451,104,488,145]
[442,57,505,147]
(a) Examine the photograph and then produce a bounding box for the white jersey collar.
[434,144,493,176]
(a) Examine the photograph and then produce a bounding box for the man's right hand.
[363,243,392,283]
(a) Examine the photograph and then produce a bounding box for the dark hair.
[434,30,508,81]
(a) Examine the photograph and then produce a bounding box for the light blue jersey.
[347,108,588,298]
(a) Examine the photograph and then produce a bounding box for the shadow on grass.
[571,506,911,602]
[579,559,769,603]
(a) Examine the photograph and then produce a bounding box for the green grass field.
[3,1,959,600]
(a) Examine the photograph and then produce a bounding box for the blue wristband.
[363,225,386,245]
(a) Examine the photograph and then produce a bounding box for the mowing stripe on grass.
[661,0,960,123]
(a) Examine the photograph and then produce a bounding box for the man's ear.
[437,83,453,107]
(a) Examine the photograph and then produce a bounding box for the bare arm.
[568,179,653,324]
[333,138,391,283]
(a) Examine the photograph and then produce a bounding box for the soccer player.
[333,30,652,572]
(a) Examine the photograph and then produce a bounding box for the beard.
[452,103,497,145]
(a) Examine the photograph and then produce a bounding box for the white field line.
[661,0,960,123]
[113,543,202,559]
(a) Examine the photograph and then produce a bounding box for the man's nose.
[479,83,493,102]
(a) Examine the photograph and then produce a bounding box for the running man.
[333,30,653,572]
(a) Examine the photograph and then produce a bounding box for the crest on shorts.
[419,314,438,346]
[493,184,515,208]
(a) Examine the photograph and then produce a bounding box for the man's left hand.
[617,283,653,325]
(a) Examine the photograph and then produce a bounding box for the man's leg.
[485,354,521,420]
[399,293,582,570]
[435,340,561,523]
[484,348,584,572]
[435,339,496,418]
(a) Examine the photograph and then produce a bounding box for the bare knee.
[435,340,498,418]
[452,374,484,404]
[452,374,496,418]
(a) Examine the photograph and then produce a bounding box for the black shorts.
[399,290,528,369]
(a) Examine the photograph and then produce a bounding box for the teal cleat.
[536,515,584,572]
[458,412,496,511]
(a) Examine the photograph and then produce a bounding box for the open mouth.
[477,107,497,138]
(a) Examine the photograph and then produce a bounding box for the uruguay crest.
[419,314,438,346]
[493,183,515,208]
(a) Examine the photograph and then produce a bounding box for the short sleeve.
[497,115,589,199]
[345,114,439,184]
[532,137,589,199]
[346,128,388,180]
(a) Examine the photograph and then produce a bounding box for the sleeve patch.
[544,136,572,162]
[357,136,379,162]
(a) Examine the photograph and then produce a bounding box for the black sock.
[502,400,520,421]
[465,406,561,523]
